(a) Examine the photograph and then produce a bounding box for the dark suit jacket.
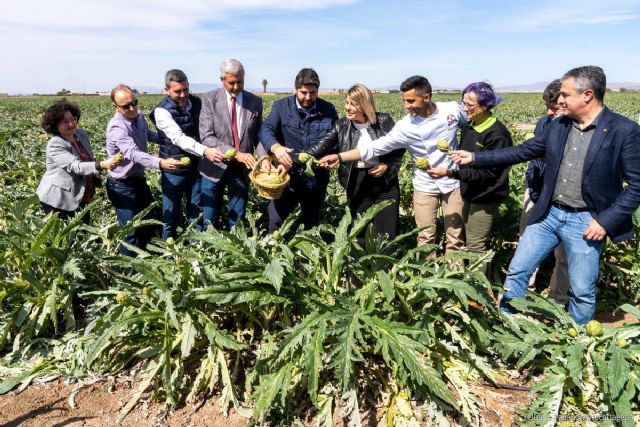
[474,106,640,242]
[198,88,265,181]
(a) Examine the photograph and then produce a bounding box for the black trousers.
[268,172,329,232]
[346,170,399,243]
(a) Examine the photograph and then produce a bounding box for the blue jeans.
[106,176,159,256]
[201,163,248,229]
[500,205,604,324]
[161,171,202,239]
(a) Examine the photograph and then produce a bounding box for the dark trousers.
[268,172,329,232]
[347,170,399,244]
[40,201,90,224]
[106,176,159,256]
[201,163,249,229]
[161,170,202,239]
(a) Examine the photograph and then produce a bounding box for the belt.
[552,201,588,212]
[108,175,146,185]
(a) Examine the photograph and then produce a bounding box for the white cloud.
[499,0,640,31]
[0,0,361,92]
[2,0,358,28]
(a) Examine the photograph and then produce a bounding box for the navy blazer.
[260,95,338,155]
[475,106,640,242]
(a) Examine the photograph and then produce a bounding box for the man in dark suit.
[451,65,640,324]
[260,68,338,231]
[199,59,264,228]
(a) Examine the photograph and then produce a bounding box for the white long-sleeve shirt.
[358,101,466,194]
[153,100,207,157]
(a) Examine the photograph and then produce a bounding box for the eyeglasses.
[115,99,138,110]
[461,102,479,110]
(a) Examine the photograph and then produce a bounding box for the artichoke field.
[1,94,640,425]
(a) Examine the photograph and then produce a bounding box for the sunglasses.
[115,99,138,110]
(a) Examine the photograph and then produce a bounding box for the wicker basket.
[249,156,290,200]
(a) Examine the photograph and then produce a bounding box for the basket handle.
[252,155,275,175]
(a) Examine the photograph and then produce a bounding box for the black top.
[454,118,512,204]
[306,112,404,193]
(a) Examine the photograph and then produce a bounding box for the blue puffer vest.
[150,94,202,173]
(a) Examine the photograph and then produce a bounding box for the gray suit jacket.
[198,88,265,181]
[36,129,99,211]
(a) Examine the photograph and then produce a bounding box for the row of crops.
[1,93,640,425]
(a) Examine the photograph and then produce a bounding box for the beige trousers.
[413,188,465,253]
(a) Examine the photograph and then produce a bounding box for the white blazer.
[36,129,99,211]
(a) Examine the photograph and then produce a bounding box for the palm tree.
[262,79,268,93]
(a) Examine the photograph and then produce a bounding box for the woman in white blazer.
[37,99,116,221]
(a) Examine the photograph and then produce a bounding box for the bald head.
[111,84,138,119]
[110,84,134,103]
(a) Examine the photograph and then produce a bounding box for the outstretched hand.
[272,145,294,168]
[203,147,224,163]
[449,150,473,165]
[160,158,181,171]
[235,152,257,169]
[318,154,340,168]
[100,158,118,170]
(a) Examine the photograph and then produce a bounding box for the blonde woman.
[305,84,404,240]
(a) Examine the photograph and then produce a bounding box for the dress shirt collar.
[225,90,243,106]
[115,110,141,124]
[295,97,317,115]
[572,107,603,131]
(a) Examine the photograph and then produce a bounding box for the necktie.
[230,96,240,150]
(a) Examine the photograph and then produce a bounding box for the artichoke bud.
[586,320,603,337]
[113,152,124,164]
[298,152,312,163]
[115,292,129,305]
[436,139,451,153]
[224,149,237,160]
[415,157,430,170]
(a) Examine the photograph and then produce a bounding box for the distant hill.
[496,81,640,92]
[6,81,640,96]
[130,83,286,95]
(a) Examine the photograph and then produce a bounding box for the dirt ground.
[0,312,635,427]
[0,377,532,427]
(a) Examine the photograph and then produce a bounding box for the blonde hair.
[346,84,377,124]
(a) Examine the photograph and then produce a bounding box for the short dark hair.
[562,65,606,103]
[41,99,81,136]
[461,81,501,109]
[400,75,432,96]
[542,79,562,103]
[165,69,188,88]
[295,68,320,89]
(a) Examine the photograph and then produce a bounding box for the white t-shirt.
[154,99,207,157]
[358,101,466,194]
[353,122,379,168]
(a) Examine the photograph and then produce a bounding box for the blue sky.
[2,0,639,93]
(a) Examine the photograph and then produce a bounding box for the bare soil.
[0,312,635,427]
[0,378,532,427]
